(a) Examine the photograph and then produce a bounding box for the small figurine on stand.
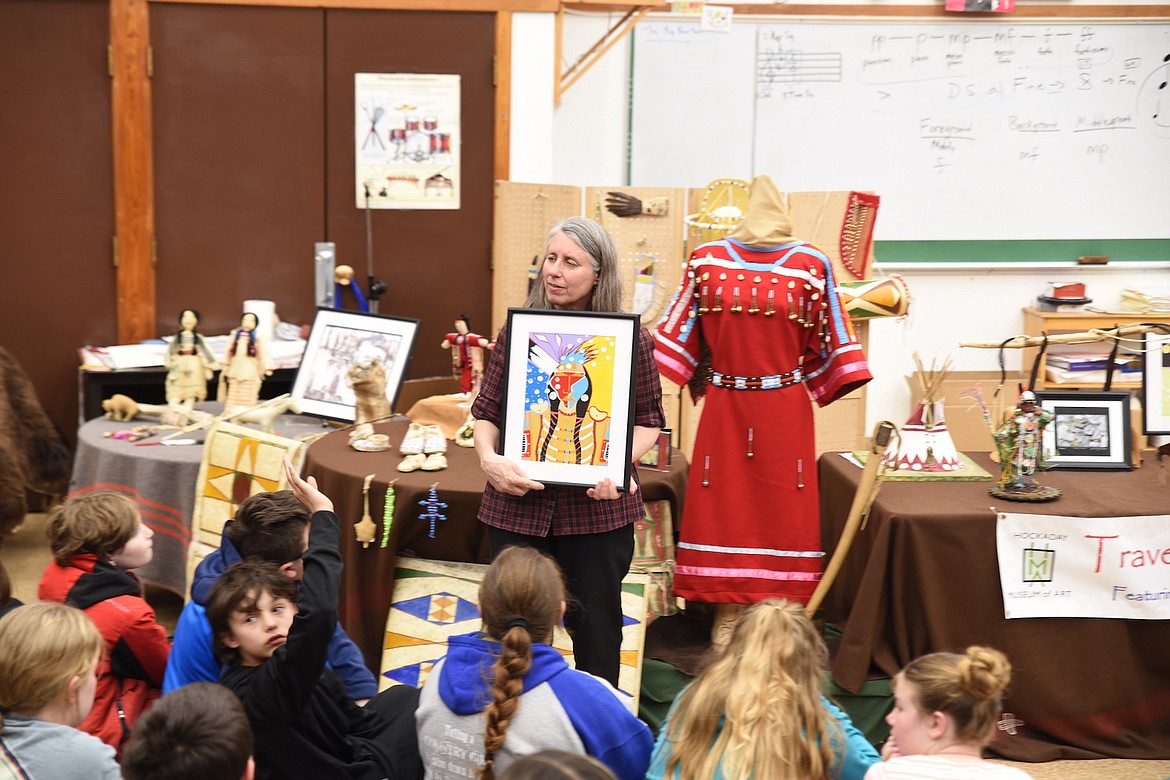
[218,312,273,412]
[991,389,1060,502]
[440,315,490,396]
[442,315,490,448]
[334,264,370,312]
[165,309,219,409]
[346,359,393,452]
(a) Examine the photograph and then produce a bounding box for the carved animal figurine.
[102,393,141,422]
[0,347,71,538]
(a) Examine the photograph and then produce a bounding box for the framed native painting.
[499,308,639,489]
[1034,390,1132,471]
[1142,331,1170,435]
[292,307,419,422]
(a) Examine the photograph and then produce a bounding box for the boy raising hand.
[207,459,423,780]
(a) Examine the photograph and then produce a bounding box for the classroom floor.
[3,513,1169,779]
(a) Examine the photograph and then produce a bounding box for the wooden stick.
[806,420,897,617]
[161,394,292,440]
[961,323,1167,349]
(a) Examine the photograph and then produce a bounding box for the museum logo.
[1022,545,1055,584]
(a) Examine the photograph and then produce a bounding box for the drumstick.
[806,421,896,618]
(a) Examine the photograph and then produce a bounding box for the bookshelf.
[1022,308,1170,391]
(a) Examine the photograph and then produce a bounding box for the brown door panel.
[0,0,115,442]
[151,4,326,338]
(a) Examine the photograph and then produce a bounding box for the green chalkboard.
[874,239,1170,265]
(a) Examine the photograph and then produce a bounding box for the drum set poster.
[355,72,461,210]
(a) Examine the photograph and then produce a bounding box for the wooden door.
[150,4,327,338]
[0,0,116,443]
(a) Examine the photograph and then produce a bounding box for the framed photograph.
[291,307,419,422]
[1142,331,1170,435]
[499,308,640,489]
[1035,390,1132,470]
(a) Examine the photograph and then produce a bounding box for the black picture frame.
[1035,390,1132,471]
[291,307,419,422]
[498,308,640,490]
[1141,331,1170,435]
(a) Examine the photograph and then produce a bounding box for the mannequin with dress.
[654,175,872,647]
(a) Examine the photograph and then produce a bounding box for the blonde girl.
[647,599,878,780]
[0,602,121,779]
[868,646,1034,780]
[415,546,653,780]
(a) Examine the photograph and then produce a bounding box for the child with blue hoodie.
[415,546,652,780]
[164,489,377,702]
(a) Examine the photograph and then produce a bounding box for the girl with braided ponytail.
[416,546,652,780]
[868,646,1035,779]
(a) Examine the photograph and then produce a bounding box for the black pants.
[488,524,635,688]
[365,683,425,780]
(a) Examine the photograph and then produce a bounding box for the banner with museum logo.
[996,512,1170,620]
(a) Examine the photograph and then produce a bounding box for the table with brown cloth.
[818,451,1170,762]
[303,419,689,674]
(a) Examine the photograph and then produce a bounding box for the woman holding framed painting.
[471,217,665,687]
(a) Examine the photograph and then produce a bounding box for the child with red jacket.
[38,491,170,754]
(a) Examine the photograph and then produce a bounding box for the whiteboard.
[631,19,1170,241]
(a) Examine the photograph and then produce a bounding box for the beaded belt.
[709,368,802,390]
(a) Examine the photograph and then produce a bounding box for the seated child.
[207,458,422,780]
[0,602,121,779]
[647,599,878,780]
[866,646,1035,780]
[38,491,170,753]
[121,682,254,780]
[165,488,377,702]
[415,546,653,780]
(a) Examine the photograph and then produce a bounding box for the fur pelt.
[0,348,71,539]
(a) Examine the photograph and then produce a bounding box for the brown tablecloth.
[304,419,689,673]
[818,452,1170,761]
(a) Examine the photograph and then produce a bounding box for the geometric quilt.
[380,556,649,709]
[191,420,304,548]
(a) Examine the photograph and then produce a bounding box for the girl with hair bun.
[867,646,1035,779]
[0,602,121,779]
[415,546,653,780]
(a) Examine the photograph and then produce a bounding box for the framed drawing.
[1035,390,1132,470]
[1142,331,1170,435]
[499,308,640,489]
[292,307,419,422]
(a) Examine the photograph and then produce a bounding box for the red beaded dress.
[655,185,871,605]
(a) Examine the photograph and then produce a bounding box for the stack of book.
[1121,288,1170,313]
[1045,352,1141,385]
